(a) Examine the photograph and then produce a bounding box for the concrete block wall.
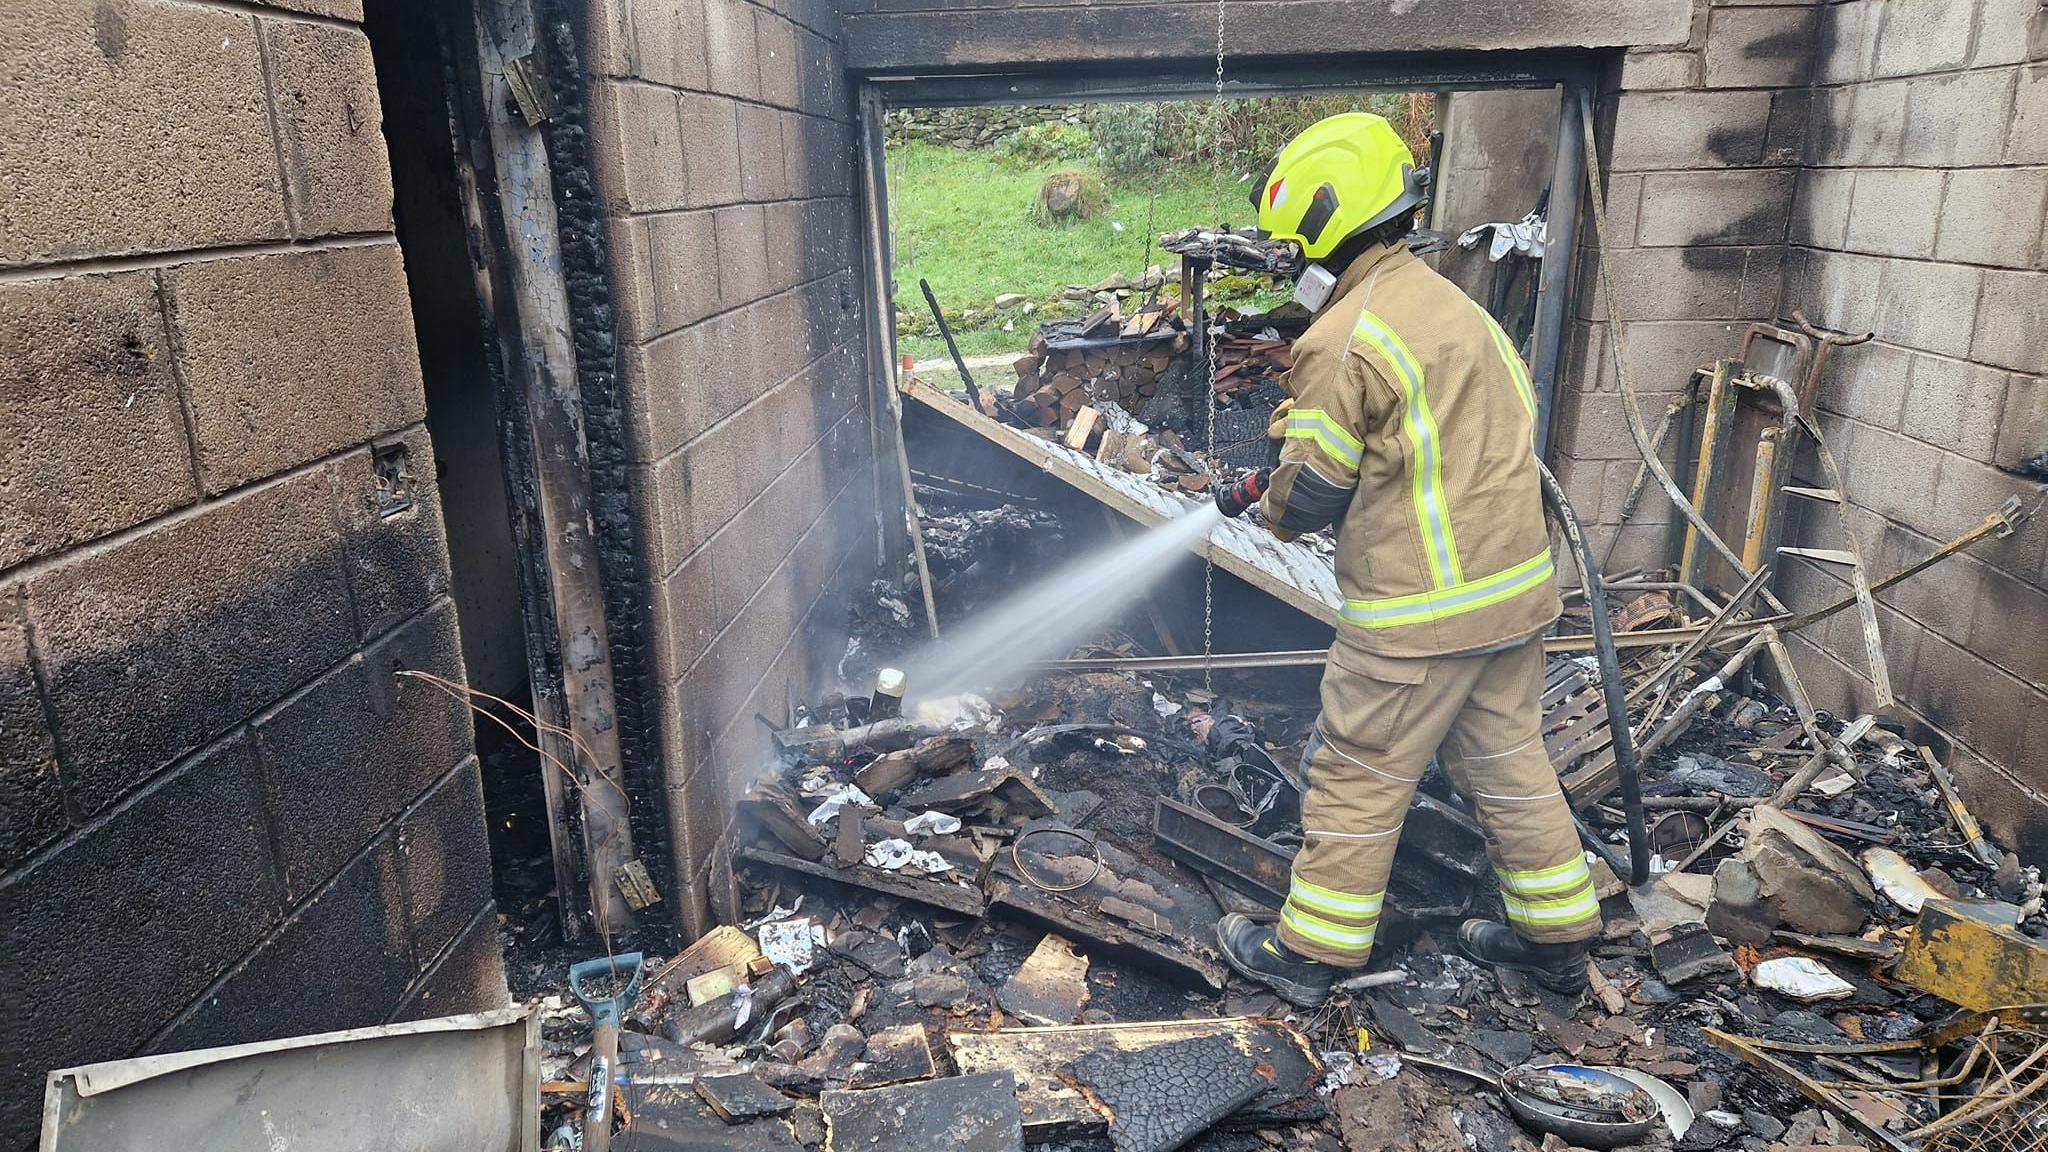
[1773,0,2048,855]
[1555,0,2048,851]
[1550,0,1815,574]
[0,1,506,1144]
[582,0,875,935]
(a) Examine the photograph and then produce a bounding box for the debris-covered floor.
[512,489,2047,1152]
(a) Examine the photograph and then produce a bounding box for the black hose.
[1536,461,1650,887]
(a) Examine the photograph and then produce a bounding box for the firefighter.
[1213,112,1599,1007]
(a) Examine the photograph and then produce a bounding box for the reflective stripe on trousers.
[1496,856,1601,933]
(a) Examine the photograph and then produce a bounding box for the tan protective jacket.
[1260,241,1561,658]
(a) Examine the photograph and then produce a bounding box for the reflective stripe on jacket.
[1259,241,1561,657]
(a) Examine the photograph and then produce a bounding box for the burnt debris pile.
[528,498,2045,1152]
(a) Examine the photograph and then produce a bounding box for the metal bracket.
[504,53,554,125]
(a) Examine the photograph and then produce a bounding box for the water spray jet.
[904,504,1224,705]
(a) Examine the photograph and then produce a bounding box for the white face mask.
[1292,263,1338,313]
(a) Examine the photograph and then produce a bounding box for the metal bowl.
[1500,1063,1662,1150]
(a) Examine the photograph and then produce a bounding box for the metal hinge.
[505,53,555,126]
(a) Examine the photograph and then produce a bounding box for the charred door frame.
[431,0,641,943]
[855,54,1598,460]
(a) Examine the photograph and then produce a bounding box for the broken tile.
[631,1083,803,1150]
[849,1023,936,1088]
[1650,922,1740,985]
[948,1017,1323,1141]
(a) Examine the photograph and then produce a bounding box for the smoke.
[903,504,1222,702]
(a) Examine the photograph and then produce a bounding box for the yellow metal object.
[1254,113,1423,260]
[1896,899,2048,1012]
[1356,1027,1373,1052]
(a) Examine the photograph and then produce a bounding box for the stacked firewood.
[1006,301,1186,431]
[1210,334,1293,406]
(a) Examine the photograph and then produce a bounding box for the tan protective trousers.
[1274,637,1602,966]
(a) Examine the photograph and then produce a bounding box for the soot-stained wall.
[1559,0,2048,855]
[0,0,507,1144]
[1776,0,2048,856]
[581,0,875,935]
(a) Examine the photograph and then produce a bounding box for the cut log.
[1063,405,1101,451]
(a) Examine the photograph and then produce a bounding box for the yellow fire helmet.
[1252,112,1427,261]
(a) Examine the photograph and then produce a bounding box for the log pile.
[1007,301,1186,433]
[1210,333,1293,407]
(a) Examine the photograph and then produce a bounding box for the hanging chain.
[1201,0,1225,694]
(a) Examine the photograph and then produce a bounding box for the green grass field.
[888,141,1284,364]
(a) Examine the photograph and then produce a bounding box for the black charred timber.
[821,1071,1025,1152]
[1070,1034,1272,1152]
[541,9,667,926]
[695,1072,797,1123]
[920,277,982,413]
[668,967,797,1047]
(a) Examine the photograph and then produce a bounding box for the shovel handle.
[585,1021,619,1152]
[568,952,644,1025]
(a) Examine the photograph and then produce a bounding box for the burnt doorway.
[362,0,562,943]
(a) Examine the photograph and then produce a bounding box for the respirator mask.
[1291,262,1338,314]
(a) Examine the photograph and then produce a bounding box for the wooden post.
[467,0,636,940]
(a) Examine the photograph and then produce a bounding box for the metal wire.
[1010,826,1105,893]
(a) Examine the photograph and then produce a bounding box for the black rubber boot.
[1457,919,1590,995]
[1217,913,1338,1008]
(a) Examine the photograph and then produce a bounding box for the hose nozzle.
[1215,467,1271,519]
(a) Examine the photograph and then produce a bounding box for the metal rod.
[1633,631,1769,759]
[1600,393,1690,571]
[1528,76,1587,461]
[919,277,982,413]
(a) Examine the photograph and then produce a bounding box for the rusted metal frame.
[1703,1028,1917,1152]
[1782,494,2033,633]
[1626,561,1774,710]
[1599,577,1725,617]
[1739,374,1803,575]
[441,5,585,938]
[1152,796,1291,905]
[1906,1045,2048,1139]
[1633,630,1769,759]
[1577,93,1790,618]
[1758,625,1827,753]
[857,87,940,640]
[1680,361,1741,588]
[1792,412,1893,707]
[469,0,635,939]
